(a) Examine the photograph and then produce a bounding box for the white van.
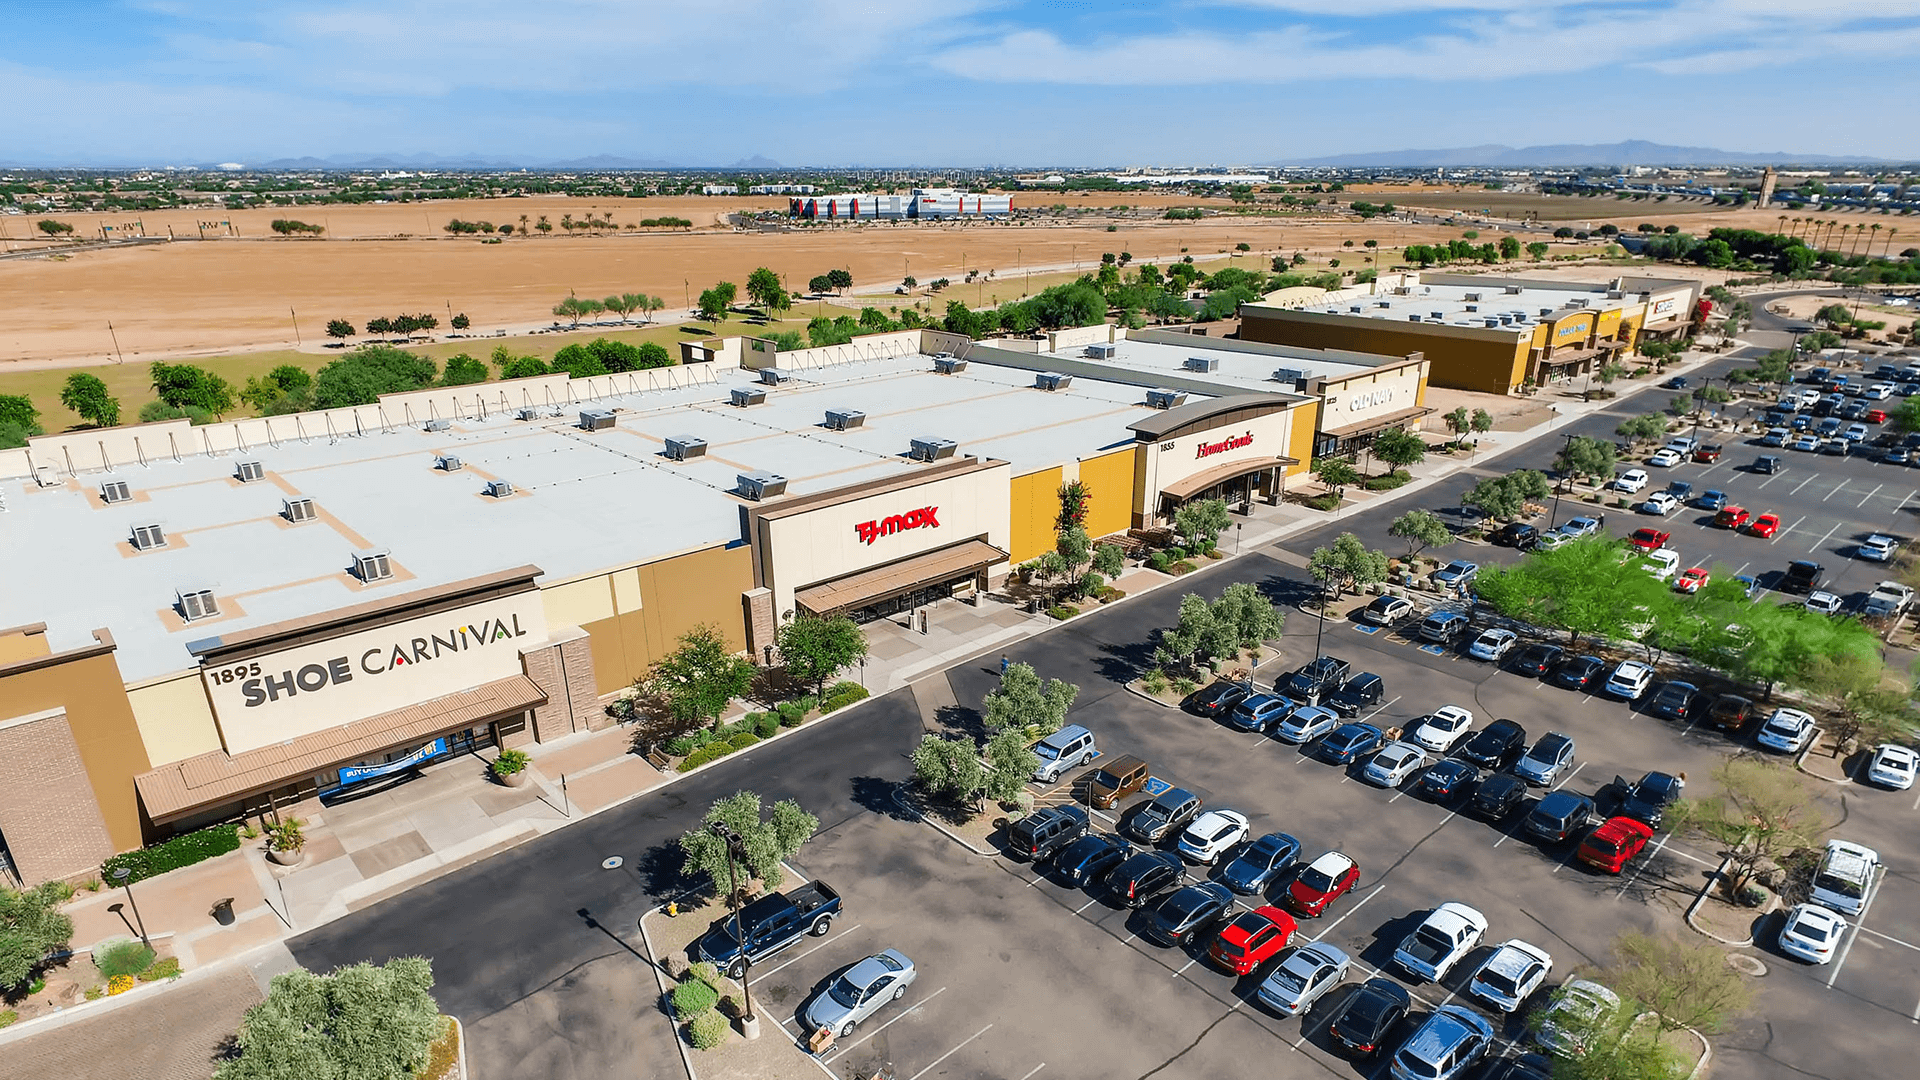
[1809,839,1880,915]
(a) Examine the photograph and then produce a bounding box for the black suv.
[1780,560,1825,594]
[1188,680,1253,719]
[1006,805,1090,862]
[1611,771,1685,829]
[1509,642,1564,678]
[1468,773,1530,821]
[1491,522,1539,548]
[1054,834,1132,888]
[1110,851,1185,908]
[1284,656,1352,705]
[1551,654,1608,690]
[1325,673,1385,717]
[1141,883,1235,947]
[1526,791,1596,844]
[1459,718,1527,769]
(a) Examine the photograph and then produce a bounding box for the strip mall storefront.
[1127,395,1313,528]
[1307,355,1433,458]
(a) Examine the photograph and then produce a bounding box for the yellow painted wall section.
[2,651,154,851]
[1077,450,1136,540]
[579,544,754,695]
[541,576,617,630]
[128,672,223,768]
[1243,314,1525,395]
[1287,401,1316,476]
[1009,466,1063,564]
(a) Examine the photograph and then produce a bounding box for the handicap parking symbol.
[1140,776,1173,798]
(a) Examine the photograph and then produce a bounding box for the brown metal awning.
[1538,347,1602,368]
[1161,455,1297,502]
[795,539,1008,616]
[134,675,546,824]
[1317,405,1435,441]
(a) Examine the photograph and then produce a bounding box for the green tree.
[1056,525,1092,578]
[1308,532,1389,599]
[213,958,441,1080]
[1388,509,1453,558]
[324,318,355,342]
[984,729,1040,804]
[1460,469,1549,521]
[1752,349,1794,387]
[149,362,235,416]
[675,790,819,895]
[0,883,75,990]
[1092,543,1126,579]
[1526,241,1550,260]
[636,341,675,369]
[1616,413,1670,445]
[450,313,470,330]
[60,372,119,427]
[601,294,633,323]
[550,343,608,378]
[1554,435,1618,484]
[1154,593,1238,672]
[981,662,1078,736]
[911,734,986,810]
[1671,753,1823,898]
[746,267,789,316]
[1312,457,1359,497]
[310,347,437,408]
[1530,988,1683,1080]
[440,354,488,386]
[1173,498,1231,549]
[1605,930,1755,1036]
[1442,406,1472,443]
[1213,581,1283,647]
[1498,235,1521,259]
[1370,427,1426,471]
[827,269,853,292]
[775,613,869,695]
[1892,396,1920,435]
[808,274,834,295]
[697,286,730,323]
[643,625,755,732]
[500,356,549,380]
[1474,535,1670,647]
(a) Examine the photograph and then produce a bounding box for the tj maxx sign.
[854,506,940,545]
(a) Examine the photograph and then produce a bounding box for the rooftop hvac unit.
[933,356,967,375]
[1464,292,1482,302]
[1430,311,1445,320]
[284,497,317,523]
[1607,289,1625,299]
[579,408,617,431]
[1539,307,1554,316]
[1349,304,1364,312]
[1375,300,1392,308]
[1273,368,1304,384]
[1146,389,1187,409]
[824,409,866,431]
[1465,304,1478,313]
[931,351,955,360]
[131,523,166,551]
[424,418,451,432]
[731,387,767,407]
[1034,372,1073,391]
[1569,298,1589,309]
[911,437,958,462]
[1184,357,1218,373]
[353,550,393,582]
[438,454,463,471]
[664,436,707,461]
[235,460,266,483]
[1084,342,1117,359]
[1393,287,1413,296]
[517,408,541,421]
[760,367,792,385]
[178,589,219,622]
[484,480,515,498]
[1505,285,1524,294]
[736,471,788,500]
[1409,315,1423,322]
[100,479,131,504]
[1485,317,1501,327]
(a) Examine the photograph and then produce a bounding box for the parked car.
[1698,489,1728,511]
[1577,816,1654,874]
[1693,444,1723,463]
[1647,681,1705,721]
[1177,809,1251,864]
[1674,567,1710,594]
[1219,832,1302,895]
[1418,759,1480,802]
[1054,834,1132,888]
[1110,851,1186,908]
[1317,723,1388,767]
[1256,942,1351,1016]
[1777,903,1848,965]
[1126,788,1204,843]
[1513,733,1577,786]
[1648,448,1685,468]
[1804,590,1845,616]
[1863,580,1916,618]
[1484,1054,1555,1080]
[1285,656,1352,705]
[1433,560,1479,591]
[1361,594,1415,625]
[1411,705,1476,753]
[1810,839,1880,915]
[1754,454,1783,474]
[1866,744,1918,790]
[1536,980,1623,1057]
[1612,771,1685,828]
[1468,941,1553,1014]
[1087,755,1150,809]
[1610,469,1650,494]
[803,949,917,1039]
[1141,882,1235,947]
[1491,522,1540,547]
[1748,512,1781,538]
[1459,718,1527,769]
[1714,505,1750,530]
[1329,977,1412,1057]
[1419,611,1470,644]
[1188,680,1253,720]
[1007,805,1091,862]
[1628,527,1671,551]
[1760,427,1788,447]
[1363,742,1430,787]
[1780,560,1826,594]
[1468,628,1518,662]
[1210,905,1297,975]
[1604,661,1655,700]
[1860,534,1900,563]
[1287,850,1361,917]
[1560,516,1604,538]
[1707,693,1757,732]
[1274,705,1342,744]
[1510,642,1563,677]
[1393,902,1489,982]
[1756,708,1817,753]
[1390,1004,1495,1080]
[695,881,842,979]
[1525,790,1595,843]
[1227,693,1296,733]
[1326,673,1386,717]
[1639,548,1679,580]
[1469,773,1530,820]
[1031,725,1098,783]
[1551,654,1608,690]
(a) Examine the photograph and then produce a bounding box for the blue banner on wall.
[337,738,447,786]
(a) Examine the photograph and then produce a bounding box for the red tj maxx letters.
[854,506,940,545]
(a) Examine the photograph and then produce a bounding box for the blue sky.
[7,0,1920,166]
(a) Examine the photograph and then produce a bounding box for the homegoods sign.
[199,590,548,756]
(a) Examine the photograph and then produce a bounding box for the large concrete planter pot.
[268,846,305,867]
[497,769,528,788]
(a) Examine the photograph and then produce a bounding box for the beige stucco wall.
[128,671,224,768]
[1137,405,1302,504]
[1313,359,1431,432]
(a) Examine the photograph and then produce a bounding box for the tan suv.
[1087,755,1149,809]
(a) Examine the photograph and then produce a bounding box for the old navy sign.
[1345,388,1394,412]
[217,613,530,708]
[1196,432,1253,459]
[855,506,940,545]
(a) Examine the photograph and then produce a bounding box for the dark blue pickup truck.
[694,880,841,978]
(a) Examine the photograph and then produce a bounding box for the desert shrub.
[665,735,699,756]
[1142,669,1168,695]
[826,680,864,698]
[101,823,240,884]
[1147,552,1172,572]
[1304,492,1342,511]
[752,713,780,739]
[688,961,722,987]
[672,976,719,1019]
[1171,676,1198,696]
[678,743,738,772]
[821,684,870,713]
[136,956,181,982]
[1363,469,1412,491]
[1166,546,1188,560]
[1046,605,1077,620]
[1170,560,1198,575]
[1098,586,1126,602]
[688,1008,730,1049]
[93,938,155,979]
[727,731,760,751]
[0,1009,16,1028]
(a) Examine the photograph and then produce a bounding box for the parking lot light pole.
[109,867,150,948]
[1548,432,1578,529]
[707,822,755,1028]
[1313,580,1329,660]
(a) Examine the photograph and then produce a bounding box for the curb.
[450,1015,470,1080]
[1683,853,1758,948]
[889,785,1000,857]
[1683,1024,1714,1080]
[1120,681,1183,710]
[636,898,703,1080]
[1793,730,1854,786]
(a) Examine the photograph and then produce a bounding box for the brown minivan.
[1087,754,1150,809]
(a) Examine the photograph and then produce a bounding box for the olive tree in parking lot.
[1553,435,1617,486]
[1605,930,1755,1036]
[1473,535,1669,648]
[911,734,986,810]
[983,730,1040,805]
[1670,753,1824,900]
[1307,532,1389,599]
[677,790,819,895]
[1615,413,1670,446]
[1528,995,1684,1080]
[1387,509,1452,558]
[1460,468,1550,522]
[981,662,1078,737]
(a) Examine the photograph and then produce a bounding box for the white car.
[1468,628,1518,662]
[1859,534,1898,562]
[1536,979,1622,1057]
[1393,902,1489,982]
[1468,940,1553,1013]
[1647,448,1685,468]
[1777,903,1848,965]
[1793,433,1822,452]
[1843,422,1870,443]
[1639,491,1679,516]
[1411,705,1475,753]
[1663,436,1698,455]
[1804,590,1844,616]
[1866,744,1918,789]
[1605,661,1655,700]
[1255,942,1351,1016]
[1611,469,1650,494]
[1178,809,1251,864]
[1363,742,1429,788]
[1760,427,1789,447]
[1866,383,1895,400]
[1639,548,1679,580]
[1275,705,1342,744]
[1362,594,1416,625]
[1757,707,1817,753]
[1863,580,1915,617]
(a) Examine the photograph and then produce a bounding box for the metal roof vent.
[484,480,515,498]
[933,356,968,375]
[1035,372,1073,391]
[664,436,707,461]
[1273,368,1304,384]
[517,407,541,421]
[1084,343,1117,359]
[1349,304,1363,312]
[438,454,463,471]
[825,409,866,431]
[1183,356,1218,373]
[235,460,266,483]
[284,497,317,523]
[1505,284,1524,294]
[760,367,792,385]
[177,589,219,622]
[1375,300,1392,308]
[1430,311,1445,320]
[131,523,166,551]
[1607,289,1624,299]
[1464,292,1482,302]
[1465,304,1478,312]
[731,387,767,407]
[353,550,393,582]
[1540,307,1554,316]
[1146,389,1187,409]
[736,471,788,500]
[579,408,616,431]
[424,418,451,432]
[100,479,131,504]
[1569,298,1589,309]
[1409,314,1423,322]
[911,437,958,461]
[1485,317,1501,327]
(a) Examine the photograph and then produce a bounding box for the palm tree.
[1870,223,1883,259]
[1777,214,1789,235]
[518,214,529,238]
[1884,227,1899,260]
[1839,224,1852,256]
[1789,217,1802,238]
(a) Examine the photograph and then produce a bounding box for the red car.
[1287,851,1361,917]
[1866,408,1889,424]
[1692,445,1723,463]
[1577,816,1655,874]
[1675,567,1710,594]
[1628,528,1671,551]
[1748,513,1781,539]
[1210,905,1298,975]
[1713,505,1749,530]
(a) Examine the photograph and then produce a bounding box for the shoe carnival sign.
[198,589,547,756]
[854,506,940,545]
[1196,432,1253,459]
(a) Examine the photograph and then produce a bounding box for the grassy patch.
[420,1016,461,1080]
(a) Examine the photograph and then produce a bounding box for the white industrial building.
[789,188,1011,220]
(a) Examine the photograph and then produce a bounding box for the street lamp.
[1548,432,1579,529]
[109,867,150,948]
[706,822,756,1029]
[1312,579,1330,660]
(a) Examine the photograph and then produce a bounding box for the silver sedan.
[803,949,917,1039]
[1256,942,1351,1016]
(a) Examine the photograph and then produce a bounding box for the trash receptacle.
[211,897,236,926]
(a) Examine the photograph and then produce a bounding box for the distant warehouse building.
[1238,272,1703,396]
[790,188,1011,220]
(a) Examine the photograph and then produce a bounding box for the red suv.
[1713,506,1749,530]
[1210,906,1297,975]
[1578,817,1654,874]
[1629,528,1671,551]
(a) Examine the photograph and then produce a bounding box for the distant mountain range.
[1276,140,1901,168]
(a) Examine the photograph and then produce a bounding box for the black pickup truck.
[693,880,841,978]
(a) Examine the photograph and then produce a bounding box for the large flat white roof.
[1272,278,1658,332]
[1039,335,1392,397]
[1,357,1178,682]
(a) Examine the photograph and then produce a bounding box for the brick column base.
[520,627,601,743]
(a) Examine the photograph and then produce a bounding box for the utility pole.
[290,307,301,345]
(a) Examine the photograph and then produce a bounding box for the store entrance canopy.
[1161,456,1297,502]
[795,539,1008,616]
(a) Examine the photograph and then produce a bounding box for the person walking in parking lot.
[1001,654,1009,677]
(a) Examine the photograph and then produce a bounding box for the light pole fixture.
[1548,431,1579,529]
[706,822,755,1024]
[1313,579,1330,660]
[109,867,150,948]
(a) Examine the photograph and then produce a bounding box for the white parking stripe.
[1017,1066,1047,1080]
[751,923,866,985]
[907,1024,992,1080]
[1808,520,1844,554]
[1895,490,1918,516]
[1359,696,1403,724]
[1615,833,1672,899]
[1306,883,1388,944]
[1858,483,1884,508]
[1824,479,1849,502]
[1826,868,1886,988]
[1758,471,1784,490]
[1791,472,1821,495]
[1550,761,1587,792]
[825,986,950,1064]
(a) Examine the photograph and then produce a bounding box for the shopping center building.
[1239,272,1702,395]
[0,325,1425,885]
